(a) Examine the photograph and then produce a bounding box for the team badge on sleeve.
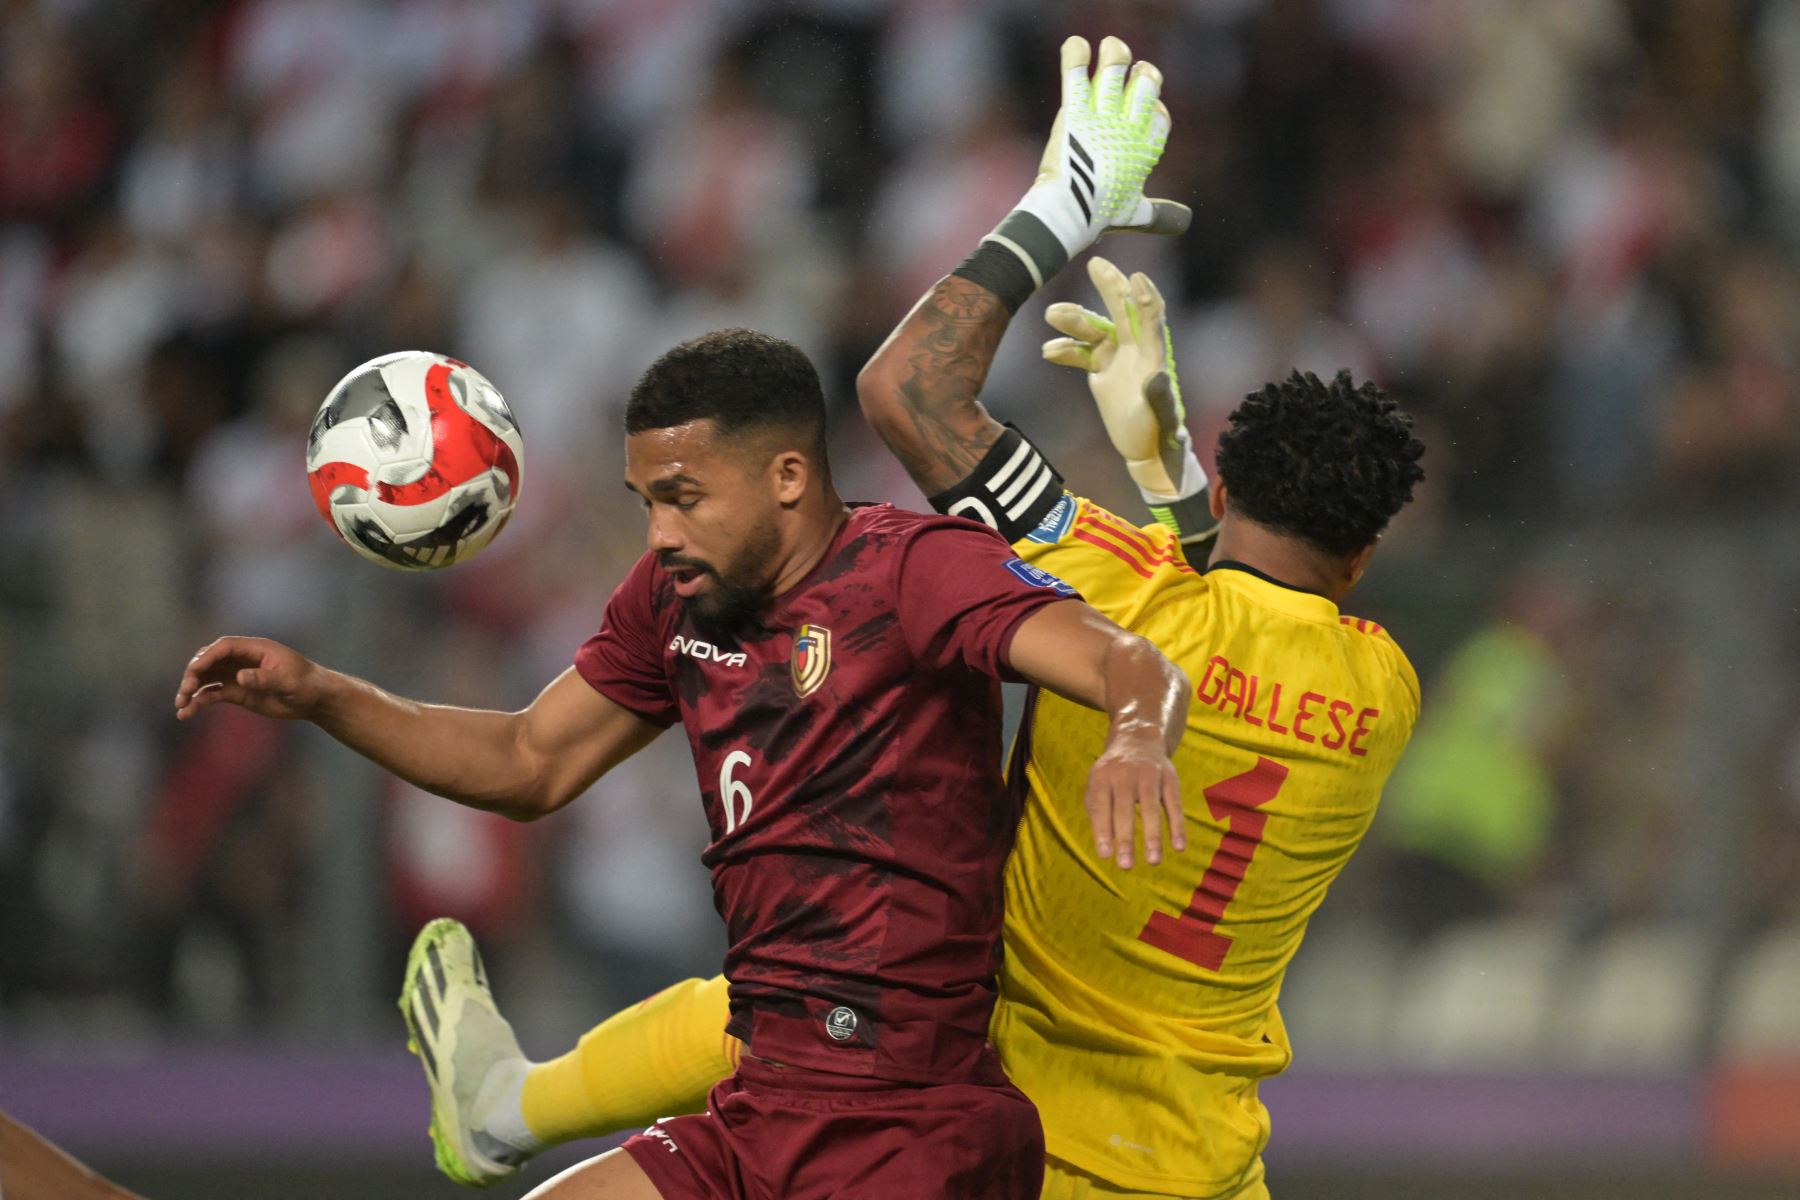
[791,623,833,698]
[1005,558,1079,597]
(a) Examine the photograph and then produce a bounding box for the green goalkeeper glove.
[978,37,1191,298]
[1043,257,1214,542]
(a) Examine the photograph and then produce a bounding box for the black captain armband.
[927,424,1066,543]
[951,241,1038,315]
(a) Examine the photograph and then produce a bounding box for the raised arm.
[857,275,1012,496]
[857,36,1188,521]
[175,638,660,821]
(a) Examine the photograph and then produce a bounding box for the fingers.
[1110,775,1137,869]
[1144,372,1183,430]
[1161,765,1186,855]
[1045,301,1114,344]
[1146,198,1190,236]
[1089,762,1187,869]
[1149,99,1172,156]
[1125,61,1162,128]
[1086,777,1116,864]
[1093,35,1131,114]
[1042,337,1096,371]
[1127,272,1166,358]
[176,638,235,707]
[1129,271,1166,331]
[1060,36,1091,111]
[1136,777,1163,867]
[1112,195,1193,238]
[175,681,246,720]
[1088,256,1136,339]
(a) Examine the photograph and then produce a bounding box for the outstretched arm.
[859,35,1187,522]
[175,639,660,820]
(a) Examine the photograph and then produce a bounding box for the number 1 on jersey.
[1138,756,1289,971]
[720,750,754,835]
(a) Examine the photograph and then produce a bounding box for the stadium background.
[1,0,1798,1196]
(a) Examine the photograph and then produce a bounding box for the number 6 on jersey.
[719,750,754,835]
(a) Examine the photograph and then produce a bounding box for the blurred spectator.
[1178,239,1374,455]
[1443,0,1627,200]
[0,19,116,232]
[624,52,814,290]
[1378,574,1579,940]
[184,334,342,639]
[458,188,654,479]
[132,702,309,1030]
[117,46,241,248]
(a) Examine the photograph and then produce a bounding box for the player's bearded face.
[658,518,780,635]
[627,423,786,637]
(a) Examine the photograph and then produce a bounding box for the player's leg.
[399,918,736,1185]
[518,1146,667,1199]
[400,918,541,1184]
[522,975,737,1145]
[0,1110,149,1200]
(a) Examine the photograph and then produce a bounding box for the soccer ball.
[305,351,524,571]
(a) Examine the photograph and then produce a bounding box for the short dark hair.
[626,328,827,464]
[1214,369,1425,557]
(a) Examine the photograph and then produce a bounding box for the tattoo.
[869,276,1011,496]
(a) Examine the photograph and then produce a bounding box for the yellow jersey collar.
[1203,560,1341,621]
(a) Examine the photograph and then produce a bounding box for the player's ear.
[770,448,810,507]
[1209,481,1228,521]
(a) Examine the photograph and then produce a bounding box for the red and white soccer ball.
[305,351,525,571]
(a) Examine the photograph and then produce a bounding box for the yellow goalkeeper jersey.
[994,494,1420,1196]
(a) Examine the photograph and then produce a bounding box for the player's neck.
[767,489,849,598]
[1206,518,1347,604]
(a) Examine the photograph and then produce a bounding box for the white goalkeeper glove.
[980,37,1191,294]
[1044,257,1213,541]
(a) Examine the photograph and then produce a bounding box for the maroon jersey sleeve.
[574,553,679,726]
[895,520,1080,682]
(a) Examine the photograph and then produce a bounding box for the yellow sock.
[520,974,739,1144]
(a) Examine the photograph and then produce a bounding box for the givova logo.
[670,635,747,668]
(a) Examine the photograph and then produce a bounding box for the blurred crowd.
[1,0,1797,1052]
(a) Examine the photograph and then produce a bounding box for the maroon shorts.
[621,1049,1044,1200]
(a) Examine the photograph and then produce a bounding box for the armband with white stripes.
[926,425,1066,543]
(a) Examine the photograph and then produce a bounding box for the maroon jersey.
[576,503,1077,1083]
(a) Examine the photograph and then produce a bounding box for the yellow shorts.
[1040,1154,1269,1200]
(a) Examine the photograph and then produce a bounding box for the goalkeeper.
[405,35,1427,1200]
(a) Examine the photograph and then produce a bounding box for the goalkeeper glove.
[1043,256,1214,542]
[964,37,1190,310]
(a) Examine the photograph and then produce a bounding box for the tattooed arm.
[856,275,1013,498]
[859,32,1185,504]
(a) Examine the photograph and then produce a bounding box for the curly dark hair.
[1214,370,1425,557]
[627,328,827,465]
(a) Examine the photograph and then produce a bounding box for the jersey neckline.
[1202,559,1341,621]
